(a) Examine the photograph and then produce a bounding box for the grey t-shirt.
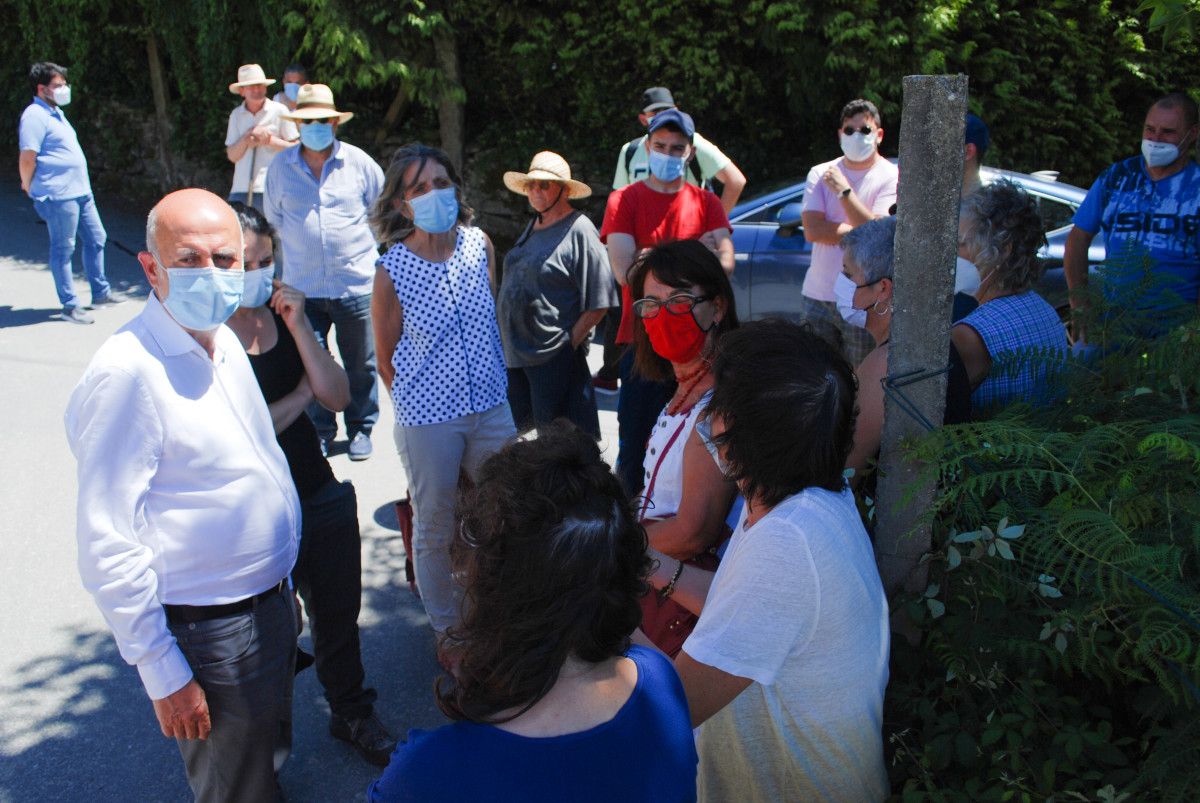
[498,212,618,368]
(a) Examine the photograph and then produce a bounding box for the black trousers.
[293,479,377,720]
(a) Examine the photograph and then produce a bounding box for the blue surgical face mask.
[161,265,244,331]
[299,121,335,151]
[834,273,869,328]
[283,82,300,102]
[648,149,687,183]
[408,186,459,234]
[239,267,275,308]
[694,415,732,478]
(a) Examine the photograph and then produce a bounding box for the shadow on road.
[0,627,189,802]
[0,527,446,802]
[0,305,61,328]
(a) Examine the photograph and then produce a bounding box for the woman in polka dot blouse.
[370,144,517,646]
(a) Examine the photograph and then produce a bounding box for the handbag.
[637,416,724,658]
[394,494,419,597]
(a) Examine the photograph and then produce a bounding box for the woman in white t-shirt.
[627,241,739,655]
[643,319,891,802]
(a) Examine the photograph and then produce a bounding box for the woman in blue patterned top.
[369,144,516,650]
[368,423,698,802]
[952,180,1069,412]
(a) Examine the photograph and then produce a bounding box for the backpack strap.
[623,136,643,176]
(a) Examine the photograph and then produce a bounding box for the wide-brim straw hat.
[503,151,591,200]
[228,64,275,95]
[282,84,354,124]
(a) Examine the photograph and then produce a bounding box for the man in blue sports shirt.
[18,61,124,324]
[1065,92,1200,340]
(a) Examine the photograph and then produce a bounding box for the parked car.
[727,167,1107,321]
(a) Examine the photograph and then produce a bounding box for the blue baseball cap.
[647,108,695,141]
[965,113,990,157]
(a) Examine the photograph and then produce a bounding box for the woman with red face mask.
[628,239,740,657]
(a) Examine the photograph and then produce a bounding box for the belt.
[164,579,287,625]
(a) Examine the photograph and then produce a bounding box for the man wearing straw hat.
[265,84,384,461]
[225,64,297,212]
[498,151,618,439]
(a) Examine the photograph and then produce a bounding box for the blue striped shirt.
[264,140,384,298]
[958,291,1068,411]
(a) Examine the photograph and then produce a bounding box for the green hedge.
[5,0,1198,222]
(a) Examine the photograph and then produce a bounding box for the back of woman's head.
[369,143,473,249]
[706,320,857,505]
[961,179,1046,293]
[438,422,650,723]
[628,239,740,381]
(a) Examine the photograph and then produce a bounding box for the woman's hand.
[270,281,308,333]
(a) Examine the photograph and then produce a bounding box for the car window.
[1031,194,1077,232]
[739,191,805,224]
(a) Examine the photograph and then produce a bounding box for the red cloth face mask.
[643,308,709,363]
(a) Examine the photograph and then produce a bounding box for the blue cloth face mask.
[283,82,300,102]
[408,186,459,234]
[648,149,686,183]
[239,268,275,308]
[299,121,335,151]
[162,266,244,331]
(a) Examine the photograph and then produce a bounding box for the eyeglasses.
[525,180,559,191]
[299,118,335,125]
[842,125,875,136]
[632,293,711,319]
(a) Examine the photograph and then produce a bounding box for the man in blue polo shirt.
[18,61,123,324]
[1065,92,1200,340]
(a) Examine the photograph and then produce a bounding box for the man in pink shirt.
[801,98,899,365]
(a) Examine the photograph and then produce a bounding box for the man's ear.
[964,142,978,164]
[139,251,167,300]
[638,112,651,128]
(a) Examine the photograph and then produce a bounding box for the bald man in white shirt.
[65,189,301,801]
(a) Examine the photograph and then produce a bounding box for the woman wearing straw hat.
[498,152,619,439]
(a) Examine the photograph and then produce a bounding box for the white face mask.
[52,85,71,106]
[839,130,877,162]
[1142,138,1181,168]
[833,273,869,328]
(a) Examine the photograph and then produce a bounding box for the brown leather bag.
[637,416,725,658]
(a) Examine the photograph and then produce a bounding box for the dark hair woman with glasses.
[627,240,739,655]
[368,423,698,802]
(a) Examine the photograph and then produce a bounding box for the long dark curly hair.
[436,422,651,723]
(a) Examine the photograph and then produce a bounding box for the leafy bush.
[885,274,1200,799]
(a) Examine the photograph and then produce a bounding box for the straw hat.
[228,64,275,95]
[503,151,591,199]
[281,84,354,124]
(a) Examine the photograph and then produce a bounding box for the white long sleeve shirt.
[64,293,301,700]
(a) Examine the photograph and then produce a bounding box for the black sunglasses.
[842,125,875,136]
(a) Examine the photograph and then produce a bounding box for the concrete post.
[874,75,967,597]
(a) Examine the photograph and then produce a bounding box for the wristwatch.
[840,187,852,199]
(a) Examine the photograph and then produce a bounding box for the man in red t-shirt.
[599,108,733,494]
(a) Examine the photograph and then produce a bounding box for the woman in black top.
[226,202,396,767]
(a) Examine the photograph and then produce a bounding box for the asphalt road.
[0,178,620,801]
